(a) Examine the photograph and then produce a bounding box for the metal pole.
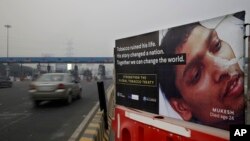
[4,24,11,77]
[4,25,11,58]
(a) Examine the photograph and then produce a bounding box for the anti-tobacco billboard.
[114,11,245,130]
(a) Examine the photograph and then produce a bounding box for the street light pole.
[4,24,11,77]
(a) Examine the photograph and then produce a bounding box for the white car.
[29,73,82,107]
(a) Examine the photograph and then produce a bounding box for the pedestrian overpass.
[0,57,114,77]
[0,57,113,63]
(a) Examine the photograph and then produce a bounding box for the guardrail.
[68,82,115,141]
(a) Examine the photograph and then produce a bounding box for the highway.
[0,79,112,141]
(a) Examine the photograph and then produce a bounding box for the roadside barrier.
[77,83,115,141]
[112,105,229,141]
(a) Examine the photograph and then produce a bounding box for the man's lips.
[223,75,243,98]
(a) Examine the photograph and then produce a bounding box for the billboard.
[114,11,245,130]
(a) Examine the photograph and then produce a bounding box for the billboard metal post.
[97,81,108,129]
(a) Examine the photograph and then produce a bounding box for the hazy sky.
[0,0,250,57]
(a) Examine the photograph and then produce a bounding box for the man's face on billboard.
[174,25,244,126]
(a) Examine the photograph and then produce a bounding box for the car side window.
[67,75,74,83]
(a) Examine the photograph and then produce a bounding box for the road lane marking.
[0,112,31,131]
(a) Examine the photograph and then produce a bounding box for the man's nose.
[212,57,231,83]
[214,69,230,83]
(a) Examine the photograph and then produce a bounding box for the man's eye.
[188,66,202,85]
[210,40,222,53]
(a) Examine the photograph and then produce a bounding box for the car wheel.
[33,100,40,107]
[76,89,82,99]
[66,94,72,104]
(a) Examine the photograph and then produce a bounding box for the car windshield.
[37,74,64,82]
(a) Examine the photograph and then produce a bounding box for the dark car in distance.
[0,76,13,88]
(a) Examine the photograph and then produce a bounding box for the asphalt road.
[0,79,112,141]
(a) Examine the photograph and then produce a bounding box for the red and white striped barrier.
[112,105,229,141]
